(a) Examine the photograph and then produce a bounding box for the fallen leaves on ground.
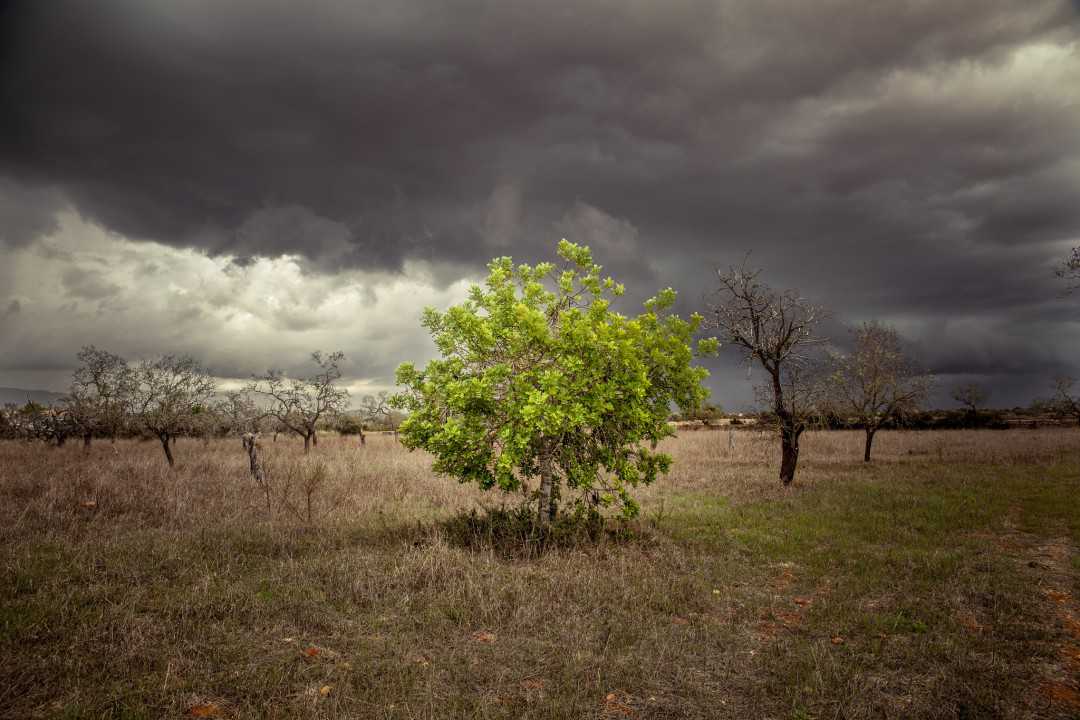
[188,703,224,717]
[1044,589,1071,604]
[301,646,320,658]
[1038,681,1080,709]
[319,685,332,697]
[603,691,635,717]
[773,567,796,591]
[957,613,988,634]
[471,630,497,643]
[830,636,844,645]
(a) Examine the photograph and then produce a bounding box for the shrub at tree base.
[440,505,638,559]
[392,239,718,524]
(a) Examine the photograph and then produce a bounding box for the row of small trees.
[0,348,397,466]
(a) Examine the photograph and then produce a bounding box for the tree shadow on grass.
[438,503,644,560]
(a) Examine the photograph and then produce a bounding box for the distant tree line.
[0,347,400,466]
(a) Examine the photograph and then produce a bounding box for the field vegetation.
[3,428,1079,719]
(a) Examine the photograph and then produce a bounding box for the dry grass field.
[2,429,1080,719]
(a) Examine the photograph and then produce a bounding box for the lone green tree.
[393,240,718,524]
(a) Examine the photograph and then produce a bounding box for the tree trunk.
[312,431,318,447]
[83,433,92,449]
[770,369,799,485]
[303,433,311,453]
[779,425,799,485]
[537,444,555,527]
[241,433,269,515]
[160,433,175,467]
[863,427,876,463]
[359,429,366,446]
[56,434,66,448]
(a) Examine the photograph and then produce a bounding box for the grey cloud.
[61,267,121,301]
[1,0,1079,405]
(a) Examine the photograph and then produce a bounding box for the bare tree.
[357,391,394,444]
[249,351,349,453]
[66,346,134,446]
[706,262,828,484]
[62,389,100,449]
[214,389,262,437]
[132,355,218,466]
[21,402,76,447]
[0,404,20,439]
[951,382,988,420]
[1057,247,1080,291]
[1052,377,1080,426]
[826,322,932,462]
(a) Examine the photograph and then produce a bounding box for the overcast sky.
[2,0,1079,409]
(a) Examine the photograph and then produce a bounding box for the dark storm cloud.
[0,177,65,248]
[1,0,1079,404]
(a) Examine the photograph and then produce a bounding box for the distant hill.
[0,387,67,406]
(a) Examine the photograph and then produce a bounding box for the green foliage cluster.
[393,240,717,518]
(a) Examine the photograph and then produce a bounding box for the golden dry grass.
[2,429,1079,719]
[6,428,1078,535]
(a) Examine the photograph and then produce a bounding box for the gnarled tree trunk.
[159,432,175,467]
[241,433,269,516]
[773,370,800,486]
[864,427,877,463]
[537,443,556,527]
[779,424,800,485]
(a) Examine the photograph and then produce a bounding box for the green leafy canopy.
[392,240,719,517]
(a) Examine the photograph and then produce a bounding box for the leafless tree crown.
[706,263,828,374]
[1057,246,1080,291]
[249,351,349,448]
[827,322,932,424]
[950,382,988,413]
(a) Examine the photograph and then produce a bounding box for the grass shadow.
[439,502,643,560]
